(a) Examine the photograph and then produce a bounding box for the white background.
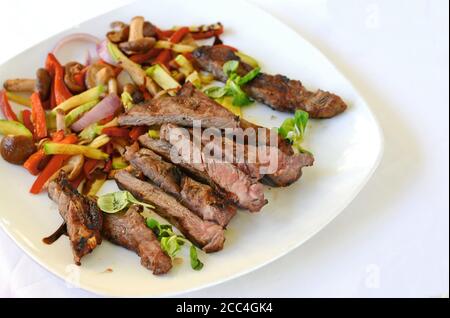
[0,0,448,298]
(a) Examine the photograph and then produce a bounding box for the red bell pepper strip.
[83,158,99,178]
[102,127,130,138]
[23,150,46,176]
[23,131,69,175]
[170,27,190,43]
[130,48,162,64]
[154,49,172,67]
[129,126,148,141]
[103,159,113,173]
[154,27,190,67]
[192,26,224,40]
[30,92,48,140]
[51,130,65,142]
[49,83,57,109]
[0,90,19,121]
[21,110,34,135]
[30,154,69,194]
[45,53,72,106]
[155,28,174,40]
[29,134,78,194]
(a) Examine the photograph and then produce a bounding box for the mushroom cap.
[35,68,52,100]
[119,37,156,55]
[85,63,115,89]
[64,62,86,94]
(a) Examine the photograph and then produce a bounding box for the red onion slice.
[97,40,117,66]
[53,33,101,59]
[71,94,121,132]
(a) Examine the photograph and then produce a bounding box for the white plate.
[0,0,383,297]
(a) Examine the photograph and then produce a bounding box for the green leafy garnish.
[190,245,204,271]
[146,218,204,271]
[97,191,154,214]
[204,60,260,108]
[278,110,312,154]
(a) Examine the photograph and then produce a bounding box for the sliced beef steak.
[48,172,102,265]
[118,83,239,129]
[239,119,314,187]
[102,205,172,275]
[114,170,225,253]
[125,144,236,227]
[193,46,347,118]
[160,123,267,212]
[138,134,230,197]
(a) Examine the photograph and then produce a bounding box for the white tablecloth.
[0,0,448,298]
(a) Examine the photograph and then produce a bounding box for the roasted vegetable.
[44,143,109,160]
[0,120,33,137]
[52,85,105,114]
[1,135,36,165]
[0,90,18,121]
[146,64,181,94]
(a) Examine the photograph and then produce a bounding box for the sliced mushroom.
[108,78,119,95]
[64,62,86,94]
[129,16,145,42]
[36,68,52,100]
[119,37,155,55]
[85,63,115,89]
[118,16,155,55]
[3,79,36,92]
[107,23,130,43]
[96,67,115,86]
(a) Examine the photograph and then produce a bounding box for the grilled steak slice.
[48,172,102,265]
[114,170,225,253]
[102,205,172,275]
[193,46,347,118]
[161,123,267,212]
[118,83,239,129]
[125,144,236,227]
[125,143,182,195]
[239,119,314,187]
[179,177,236,227]
[138,134,227,195]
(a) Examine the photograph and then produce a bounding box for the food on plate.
[0,135,36,164]
[0,15,347,274]
[115,170,226,253]
[193,45,347,118]
[124,143,236,226]
[118,82,239,129]
[102,205,173,275]
[160,123,268,212]
[47,171,103,265]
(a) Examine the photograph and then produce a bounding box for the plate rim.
[0,0,384,297]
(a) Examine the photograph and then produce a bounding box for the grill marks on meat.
[114,170,225,253]
[102,205,172,275]
[192,46,347,118]
[47,172,102,265]
[118,83,239,129]
[124,143,236,226]
[160,123,267,212]
[138,135,223,193]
